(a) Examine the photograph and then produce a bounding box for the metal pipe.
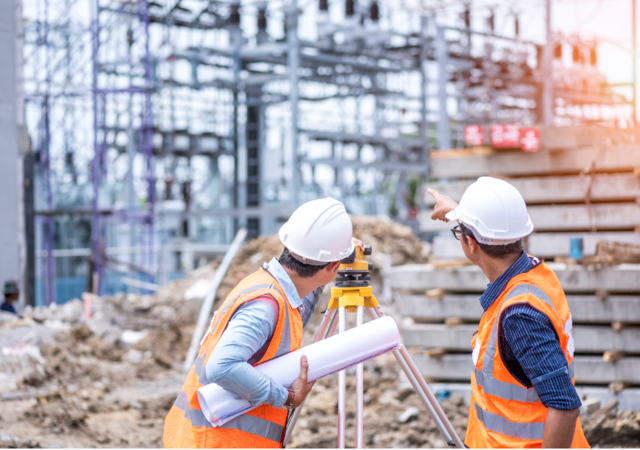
[633,0,637,124]
[183,228,248,371]
[435,25,451,150]
[542,0,554,125]
[287,0,299,210]
[337,306,346,448]
[355,306,364,448]
[283,309,336,447]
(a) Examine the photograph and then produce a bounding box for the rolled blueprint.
[197,315,401,426]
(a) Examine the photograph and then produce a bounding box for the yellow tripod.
[284,246,463,449]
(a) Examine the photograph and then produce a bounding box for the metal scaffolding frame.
[22,0,633,305]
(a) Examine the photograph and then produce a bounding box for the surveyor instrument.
[283,245,464,448]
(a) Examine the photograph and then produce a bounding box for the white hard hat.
[445,177,534,245]
[279,197,355,264]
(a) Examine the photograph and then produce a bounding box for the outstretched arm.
[426,188,458,222]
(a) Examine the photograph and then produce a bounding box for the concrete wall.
[0,0,20,299]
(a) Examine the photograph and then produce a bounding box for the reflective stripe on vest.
[476,283,572,404]
[275,302,292,357]
[172,390,284,443]
[172,278,293,444]
[474,403,545,440]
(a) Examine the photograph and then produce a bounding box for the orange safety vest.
[163,267,303,448]
[466,261,590,448]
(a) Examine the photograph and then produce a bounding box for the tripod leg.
[355,306,364,448]
[325,307,339,338]
[366,307,464,448]
[338,306,347,448]
[398,345,464,448]
[364,308,452,443]
[283,309,336,447]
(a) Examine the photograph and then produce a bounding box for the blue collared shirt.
[204,258,323,408]
[480,251,581,410]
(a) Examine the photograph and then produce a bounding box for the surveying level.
[329,245,379,312]
[283,245,463,449]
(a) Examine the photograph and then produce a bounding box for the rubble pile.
[215,216,431,303]
[0,266,214,448]
[289,352,468,448]
[582,409,640,448]
[0,217,635,448]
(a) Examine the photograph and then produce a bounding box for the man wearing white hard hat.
[164,198,365,448]
[428,177,589,449]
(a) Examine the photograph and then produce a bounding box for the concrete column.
[0,0,21,300]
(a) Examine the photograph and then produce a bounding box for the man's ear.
[327,261,341,274]
[465,236,481,254]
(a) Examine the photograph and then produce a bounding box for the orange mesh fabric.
[163,268,303,448]
[466,262,589,448]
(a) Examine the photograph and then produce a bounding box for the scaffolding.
[22,0,634,306]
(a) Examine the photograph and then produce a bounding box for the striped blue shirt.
[479,251,582,410]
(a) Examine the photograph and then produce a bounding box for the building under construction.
[14,0,636,305]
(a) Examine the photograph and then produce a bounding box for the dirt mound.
[215,217,430,304]
[582,409,640,448]
[289,352,468,448]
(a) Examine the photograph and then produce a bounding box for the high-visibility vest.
[163,268,303,448]
[465,261,590,448]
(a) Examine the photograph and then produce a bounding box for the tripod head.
[335,245,374,288]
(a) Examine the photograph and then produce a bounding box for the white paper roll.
[197,315,401,426]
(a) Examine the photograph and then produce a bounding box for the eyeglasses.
[451,224,462,241]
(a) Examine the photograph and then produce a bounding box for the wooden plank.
[386,263,640,293]
[422,173,640,206]
[402,324,640,353]
[431,143,640,179]
[419,203,640,232]
[400,294,640,323]
[411,354,640,384]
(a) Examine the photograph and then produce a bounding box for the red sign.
[521,127,540,152]
[463,125,484,147]
[490,124,521,148]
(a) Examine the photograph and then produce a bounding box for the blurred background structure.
[6,0,638,306]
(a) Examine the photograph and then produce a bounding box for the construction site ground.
[1,217,638,448]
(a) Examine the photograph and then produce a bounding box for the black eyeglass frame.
[451,224,462,241]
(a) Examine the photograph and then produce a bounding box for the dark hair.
[459,223,523,259]
[279,247,330,278]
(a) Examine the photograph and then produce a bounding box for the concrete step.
[411,354,640,384]
[431,232,640,260]
[422,173,640,206]
[431,143,640,179]
[418,382,640,411]
[386,263,640,294]
[419,203,640,233]
[399,294,640,324]
[402,324,640,353]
